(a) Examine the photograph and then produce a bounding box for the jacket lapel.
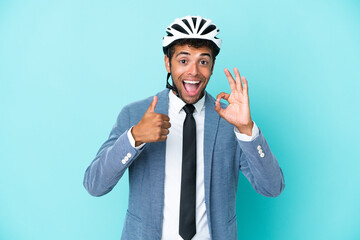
[203,92,220,233]
[150,89,169,237]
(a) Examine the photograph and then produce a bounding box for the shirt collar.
[168,90,206,114]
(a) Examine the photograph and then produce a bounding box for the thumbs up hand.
[131,96,171,147]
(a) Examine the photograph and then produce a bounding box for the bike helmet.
[162,16,221,56]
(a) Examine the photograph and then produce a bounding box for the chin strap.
[166,72,180,97]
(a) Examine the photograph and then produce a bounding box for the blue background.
[1,0,359,239]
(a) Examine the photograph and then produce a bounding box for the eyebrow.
[175,52,211,58]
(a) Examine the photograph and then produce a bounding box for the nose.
[188,61,199,76]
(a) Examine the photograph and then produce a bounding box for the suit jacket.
[83,89,285,240]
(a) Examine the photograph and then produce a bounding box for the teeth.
[183,80,200,84]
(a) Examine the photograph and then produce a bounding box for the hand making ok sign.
[215,67,254,136]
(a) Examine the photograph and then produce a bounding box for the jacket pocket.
[227,214,237,240]
[121,210,142,239]
[126,209,141,222]
[228,214,237,225]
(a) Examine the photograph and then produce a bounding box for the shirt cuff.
[234,121,259,142]
[127,126,146,150]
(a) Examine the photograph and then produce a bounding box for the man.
[84,16,285,240]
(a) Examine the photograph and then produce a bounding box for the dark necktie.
[179,104,196,240]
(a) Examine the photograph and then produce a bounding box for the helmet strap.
[166,72,180,97]
[166,59,180,97]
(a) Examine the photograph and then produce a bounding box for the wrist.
[131,125,144,147]
[236,121,253,136]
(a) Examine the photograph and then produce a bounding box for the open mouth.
[183,80,202,97]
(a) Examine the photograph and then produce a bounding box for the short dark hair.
[166,38,219,61]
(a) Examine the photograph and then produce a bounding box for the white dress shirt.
[128,91,259,239]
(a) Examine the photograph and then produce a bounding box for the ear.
[210,58,216,75]
[164,55,170,73]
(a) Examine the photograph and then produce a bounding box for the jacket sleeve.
[237,129,285,197]
[83,106,144,197]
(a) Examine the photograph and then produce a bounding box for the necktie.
[179,104,196,240]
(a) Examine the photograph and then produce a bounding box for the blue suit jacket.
[84,89,285,239]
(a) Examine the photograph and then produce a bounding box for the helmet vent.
[197,19,206,33]
[166,31,174,37]
[182,19,193,33]
[172,24,189,35]
[202,24,216,35]
[192,17,197,28]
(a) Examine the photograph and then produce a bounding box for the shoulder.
[123,96,153,116]
[120,89,169,118]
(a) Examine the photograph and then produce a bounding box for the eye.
[180,59,187,64]
[200,60,208,65]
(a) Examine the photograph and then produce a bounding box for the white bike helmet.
[162,16,221,56]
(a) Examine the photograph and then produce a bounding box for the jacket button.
[260,153,265,158]
[257,145,262,150]
[121,159,126,164]
[127,153,132,158]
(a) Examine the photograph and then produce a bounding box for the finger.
[224,68,236,91]
[146,96,158,113]
[159,135,167,142]
[162,121,171,129]
[161,128,170,136]
[241,76,248,95]
[216,92,230,102]
[214,100,226,119]
[234,67,243,91]
[159,113,170,121]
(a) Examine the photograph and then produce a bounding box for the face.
[165,44,215,104]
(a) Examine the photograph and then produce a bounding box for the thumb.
[215,99,226,119]
[146,96,158,113]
